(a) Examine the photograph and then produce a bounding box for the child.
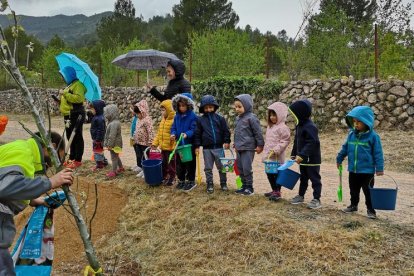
[133,100,154,178]
[89,100,108,171]
[152,99,176,185]
[104,104,124,178]
[288,99,322,209]
[129,101,140,172]
[171,93,198,192]
[336,106,384,219]
[262,102,291,200]
[194,95,231,193]
[233,94,264,196]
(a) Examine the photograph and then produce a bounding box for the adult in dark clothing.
[146,59,191,101]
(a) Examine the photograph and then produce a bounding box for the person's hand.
[295,155,303,164]
[376,171,384,176]
[151,145,158,151]
[195,148,199,154]
[182,133,187,139]
[337,163,341,169]
[256,146,263,154]
[146,82,153,91]
[49,168,73,189]
[58,89,64,98]
[29,197,46,207]
[170,134,176,141]
[224,143,230,149]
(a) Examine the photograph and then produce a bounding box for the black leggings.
[64,112,85,162]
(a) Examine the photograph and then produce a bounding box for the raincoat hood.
[289,99,312,125]
[268,102,288,125]
[135,100,150,118]
[161,99,175,120]
[172,92,195,112]
[60,66,77,85]
[168,59,186,79]
[346,106,375,132]
[92,100,105,116]
[199,95,219,113]
[235,94,253,114]
[104,104,119,122]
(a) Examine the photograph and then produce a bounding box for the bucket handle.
[369,174,398,190]
[222,148,234,158]
[265,150,278,162]
[143,147,161,160]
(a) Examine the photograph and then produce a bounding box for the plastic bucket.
[177,144,193,162]
[142,159,163,186]
[264,161,279,174]
[276,169,300,190]
[369,175,398,210]
[220,149,235,173]
[144,147,162,160]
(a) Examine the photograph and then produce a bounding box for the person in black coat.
[89,100,108,170]
[146,59,191,101]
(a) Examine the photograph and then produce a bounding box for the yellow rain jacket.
[152,100,176,151]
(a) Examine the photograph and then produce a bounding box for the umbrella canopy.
[112,49,179,71]
[55,52,101,102]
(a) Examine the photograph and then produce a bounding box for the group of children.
[86,93,384,219]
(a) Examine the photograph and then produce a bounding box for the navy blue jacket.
[194,95,231,149]
[90,100,106,142]
[289,100,321,165]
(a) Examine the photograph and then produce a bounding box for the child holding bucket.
[129,101,141,172]
[233,94,264,196]
[89,100,108,171]
[104,104,125,178]
[288,99,322,209]
[133,100,155,178]
[336,106,384,219]
[194,95,231,194]
[152,99,176,185]
[262,102,291,201]
[171,93,198,192]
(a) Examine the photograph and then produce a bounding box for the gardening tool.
[277,159,296,170]
[234,158,242,189]
[168,133,184,163]
[338,164,343,202]
[196,151,202,185]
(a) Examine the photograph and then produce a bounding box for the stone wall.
[1,78,413,130]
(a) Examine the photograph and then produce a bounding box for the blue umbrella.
[55,52,101,102]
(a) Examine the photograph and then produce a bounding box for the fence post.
[374,23,379,80]
[265,35,270,79]
[189,45,193,82]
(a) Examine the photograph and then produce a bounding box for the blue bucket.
[264,161,279,174]
[142,159,163,186]
[276,169,300,190]
[369,175,398,210]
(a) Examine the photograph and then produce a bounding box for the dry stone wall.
[0,78,413,130]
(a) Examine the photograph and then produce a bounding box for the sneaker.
[165,178,175,186]
[290,195,304,205]
[264,191,275,197]
[240,188,254,196]
[116,167,125,174]
[269,191,282,201]
[65,160,81,169]
[91,165,104,172]
[220,183,229,192]
[176,181,186,190]
[342,205,358,213]
[137,171,144,178]
[130,165,139,171]
[367,209,377,219]
[106,171,117,178]
[183,181,197,192]
[307,199,322,209]
[63,160,74,167]
[206,182,214,194]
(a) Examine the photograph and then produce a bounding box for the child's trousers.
[236,150,255,189]
[298,166,322,200]
[203,148,227,184]
[266,173,281,192]
[176,146,196,182]
[110,150,123,172]
[133,144,147,168]
[349,172,375,211]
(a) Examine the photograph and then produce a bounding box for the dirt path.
[1,115,413,225]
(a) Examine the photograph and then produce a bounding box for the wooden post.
[189,45,193,82]
[137,71,140,87]
[374,24,379,80]
[266,35,270,79]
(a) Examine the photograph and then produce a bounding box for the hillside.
[0,12,112,45]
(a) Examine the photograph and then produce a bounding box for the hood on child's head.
[59,66,77,85]
[268,102,288,125]
[234,94,253,114]
[161,99,175,119]
[172,92,195,112]
[167,60,186,79]
[135,100,149,118]
[92,100,106,116]
[346,105,375,131]
[289,99,312,125]
[199,95,219,114]
[104,104,119,122]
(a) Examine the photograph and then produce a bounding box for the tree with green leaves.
[167,0,239,57]
[47,34,66,49]
[186,29,264,80]
[96,0,142,49]
[319,0,377,25]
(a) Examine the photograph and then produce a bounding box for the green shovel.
[168,133,184,163]
[337,164,343,202]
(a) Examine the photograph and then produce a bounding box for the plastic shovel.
[196,151,202,185]
[168,133,184,163]
[277,159,296,171]
[338,164,343,202]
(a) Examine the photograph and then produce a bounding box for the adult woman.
[147,59,191,101]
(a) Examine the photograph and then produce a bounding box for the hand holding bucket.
[168,133,184,163]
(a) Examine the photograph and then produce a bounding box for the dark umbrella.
[112,49,179,82]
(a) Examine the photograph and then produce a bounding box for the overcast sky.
[7,0,414,37]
